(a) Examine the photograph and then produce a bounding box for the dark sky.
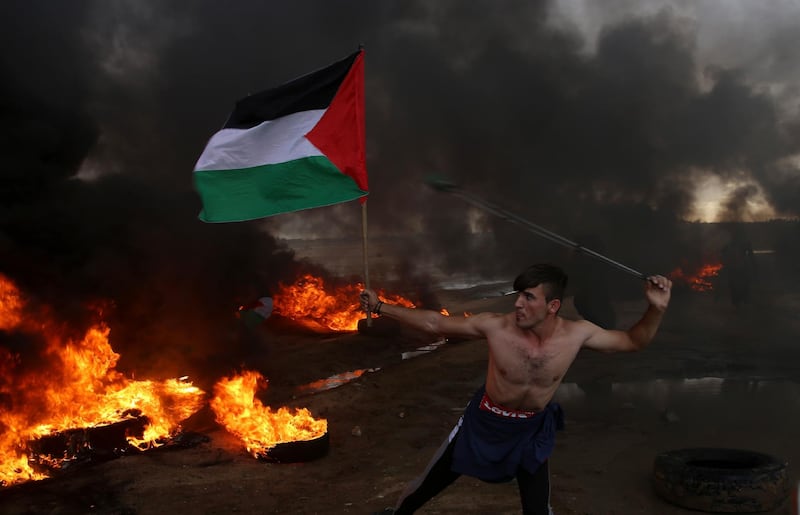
[1,0,799,380]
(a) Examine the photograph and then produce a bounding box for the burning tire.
[653,448,789,513]
[257,432,329,463]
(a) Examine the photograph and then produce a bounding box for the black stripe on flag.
[224,50,361,130]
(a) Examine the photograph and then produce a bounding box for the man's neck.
[529,315,560,340]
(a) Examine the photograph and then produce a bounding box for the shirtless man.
[360,263,672,515]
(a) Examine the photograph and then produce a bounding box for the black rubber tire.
[653,448,789,513]
[257,431,329,463]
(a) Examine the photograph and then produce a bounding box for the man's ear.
[549,299,561,314]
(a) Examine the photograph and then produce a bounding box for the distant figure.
[361,263,671,514]
[239,296,273,329]
[570,236,617,329]
[720,226,755,308]
[236,296,273,354]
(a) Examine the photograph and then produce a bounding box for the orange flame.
[669,262,723,292]
[209,370,327,458]
[0,274,23,330]
[272,274,415,331]
[0,273,206,486]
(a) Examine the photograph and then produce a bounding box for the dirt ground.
[2,286,799,515]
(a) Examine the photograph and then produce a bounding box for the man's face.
[514,284,559,329]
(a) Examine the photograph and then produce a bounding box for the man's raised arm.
[582,274,672,353]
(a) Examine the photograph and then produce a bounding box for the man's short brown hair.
[513,264,568,302]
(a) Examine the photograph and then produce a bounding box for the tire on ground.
[653,447,789,513]
[257,432,330,463]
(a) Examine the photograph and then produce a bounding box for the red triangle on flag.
[306,50,368,194]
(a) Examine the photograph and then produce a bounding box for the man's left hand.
[645,275,671,312]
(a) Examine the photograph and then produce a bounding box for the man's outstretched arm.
[360,288,494,340]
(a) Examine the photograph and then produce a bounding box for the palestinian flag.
[238,296,273,329]
[194,50,368,223]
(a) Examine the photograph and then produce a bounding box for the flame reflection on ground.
[296,368,378,394]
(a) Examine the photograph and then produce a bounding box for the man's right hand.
[360,289,378,312]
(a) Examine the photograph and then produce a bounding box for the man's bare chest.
[492,336,577,385]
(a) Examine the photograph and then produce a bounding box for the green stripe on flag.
[194,156,367,223]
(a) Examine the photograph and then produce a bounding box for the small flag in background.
[238,296,274,329]
[194,50,368,223]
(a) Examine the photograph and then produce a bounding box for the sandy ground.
[1,286,799,515]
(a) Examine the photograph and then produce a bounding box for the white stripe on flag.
[194,110,325,171]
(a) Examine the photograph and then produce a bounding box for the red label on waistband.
[479,392,536,418]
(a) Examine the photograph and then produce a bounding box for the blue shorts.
[451,385,564,482]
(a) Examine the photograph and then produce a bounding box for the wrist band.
[375,300,384,315]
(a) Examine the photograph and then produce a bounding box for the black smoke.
[1,1,799,383]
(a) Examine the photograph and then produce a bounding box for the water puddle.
[554,377,800,415]
[296,338,449,394]
[401,338,447,360]
[295,368,380,394]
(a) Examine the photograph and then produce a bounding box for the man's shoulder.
[470,311,514,330]
[557,317,598,342]
[473,311,513,323]
[470,310,512,318]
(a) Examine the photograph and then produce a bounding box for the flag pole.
[361,200,373,326]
